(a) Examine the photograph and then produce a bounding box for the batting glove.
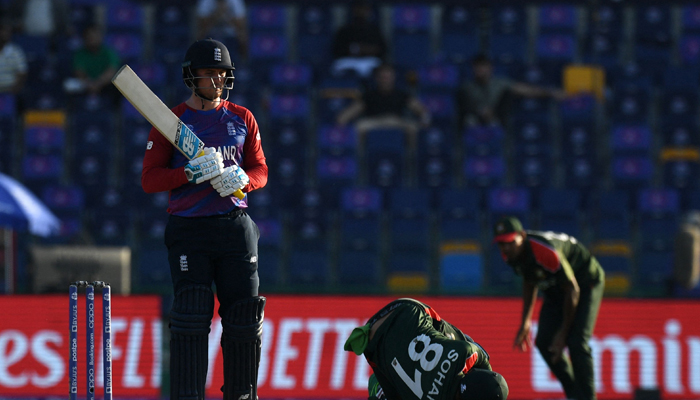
[184,147,225,184]
[210,165,249,197]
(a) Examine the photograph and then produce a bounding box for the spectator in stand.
[68,24,120,98]
[0,20,28,96]
[336,63,430,156]
[196,0,248,61]
[456,54,566,128]
[8,0,71,39]
[331,0,387,78]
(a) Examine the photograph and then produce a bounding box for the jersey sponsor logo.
[180,255,188,272]
[214,145,239,162]
[146,141,153,150]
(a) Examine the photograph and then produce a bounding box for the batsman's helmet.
[182,38,235,90]
[458,369,508,400]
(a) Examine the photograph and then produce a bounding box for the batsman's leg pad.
[170,284,215,400]
[221,296,266,400]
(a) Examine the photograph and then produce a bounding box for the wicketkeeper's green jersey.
[362,300,491,400]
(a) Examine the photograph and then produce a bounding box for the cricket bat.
[112,65,244,199]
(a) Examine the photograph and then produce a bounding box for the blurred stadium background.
[2,0,698,298]
[2,1,700,399]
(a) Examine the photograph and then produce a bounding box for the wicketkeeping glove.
[210,165,249,197]
[184,147,225,184]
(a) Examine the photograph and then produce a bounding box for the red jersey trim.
[424,307,441,322]
[529,239,561,273]
[462,352,478,373]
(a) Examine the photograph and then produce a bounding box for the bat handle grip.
[234,189,245,200]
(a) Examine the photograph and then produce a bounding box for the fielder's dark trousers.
[165,211,260,318]
[535,279,604,400]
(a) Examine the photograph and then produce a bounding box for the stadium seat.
[337,250,381,287]
[488,188,531,227]
[419,156,453,188]
[679,35,700,65]
[297,4,333,68]
[392,32,432,70]
[562,121,596,157]
[340,215,382,253]
[42,185,85,211]
[682,6,700,32]
[105,32,143,63]
[490,5,527,36]
[515,155,552,188]
[288,251,329,286]
[249,33,289,68]
[536,34,577,61]
[441,33,480,65]
[610,124,652,156]
[611,156,653,189]
[24,126,65,155]
[0,94,15,117]
[563,157,598,189]
[610,88,651,124]
[341,187,383,217]
[583,32,621,68]
[463,156,505,188]
[391,5,432,69]
[22,155,63,181]
[464,125,505,157]
[318,125,357,157]
[591,190,631,240]
[439,4,481,64]
[269,64,313,92]
[635,5,671,45]
[420,126,453,157]
[438,187,481,241]
[489,34,528,66]
[439,241,483,292]
[90,210,131,246]
[248,4,287,33]
[661,150,700,190]
[154,3,191,40]
[106,0,144,33]
[538,4,578,33]
[419,94,455,127]
[268,94,310,121]
[269,156,303,189]
[539,188,581,237]
[638,188,681,251]
[636,251,673,291]
[72,113,114,157]
[418,64,460,92]
[559,94,597,123]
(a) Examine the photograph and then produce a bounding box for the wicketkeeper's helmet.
[458,369,509,400]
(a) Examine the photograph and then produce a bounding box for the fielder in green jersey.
[345,298,508,400]
[493,217,605,400]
